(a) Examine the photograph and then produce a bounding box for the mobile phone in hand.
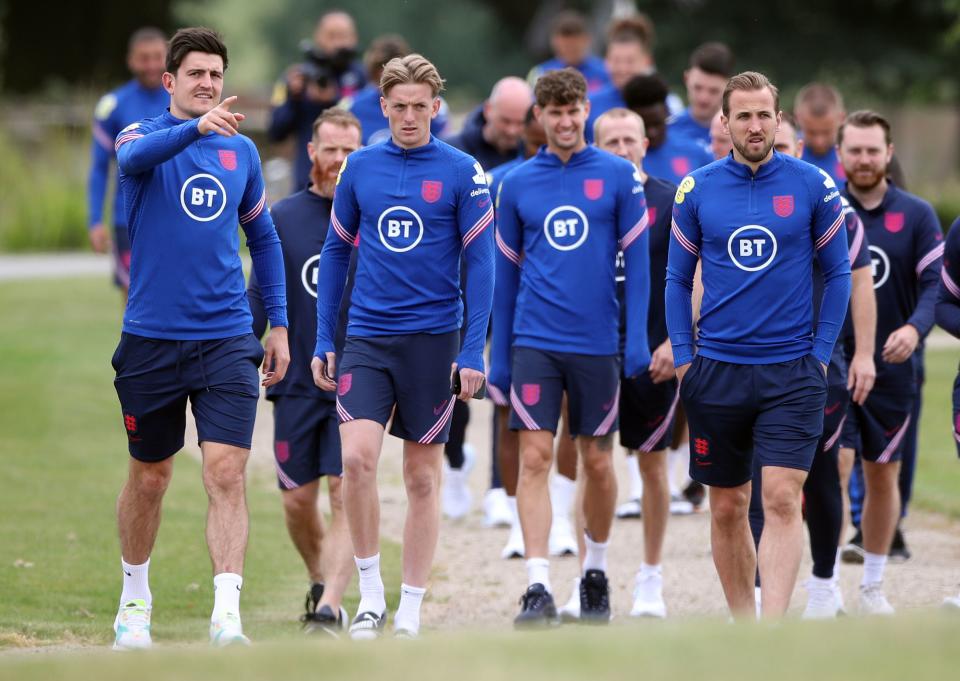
[451,372,487,399]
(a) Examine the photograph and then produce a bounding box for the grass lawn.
[0,277,400,648]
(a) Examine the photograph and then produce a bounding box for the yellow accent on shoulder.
[679,176,695,193]
[674,188,686,204]
[95,94,118,121]
[336,157,348,185]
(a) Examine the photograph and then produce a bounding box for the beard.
[732,134,775,163]
[310,158,340,198]
[846,166,886,192]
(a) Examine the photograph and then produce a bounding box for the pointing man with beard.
[248,109,362,636]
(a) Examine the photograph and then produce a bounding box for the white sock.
[212,572,242,619]
[862,552,887,586]
[638,562,661,579]
[356,553,386,614]
[626,453,643,501]
[551,474,576,519]
[667,448,682,496]
[394,583,426,634]
[526,557,551,592]
[582,534,608,573]
[120,557,152,608]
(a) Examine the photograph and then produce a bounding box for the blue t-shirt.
[802,146,846,186]
[666,152,852,367]
[645,135,714,186]
[843,184,943,392]
[88,80,168,228]
[116,112,287,340]
[528,55,611,94]
[585,85,626,143]
[667,108,711,154]
[314,136,495,373]
[490,145,651,393]
[341,84,449,145]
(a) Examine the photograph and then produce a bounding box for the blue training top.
[116,111,287,340]
[666,152,852,367]
[935,216,960,338]
[314,136,495,373]
[88,80,169,229]
[489,144,651,395]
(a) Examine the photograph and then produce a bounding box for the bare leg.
[861,460,901,556]
[639,450,669,565]
[201,442,250,574]
[318,476,355,611]
[280,480,323,583]
[709,483,756,619]
[579,435,617,543]
[838,447,856,538]
[400,441,444,587]
[758,466,807,617]
[339,420,385,558]
[497,405,520,496]
[556,395,578,481]
[518,429,555,558]
[117,457,174,563]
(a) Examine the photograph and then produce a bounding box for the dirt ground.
[184,392,960,630]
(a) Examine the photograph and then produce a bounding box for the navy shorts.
[508,346,620,437]
[818,365,851,456]
[112,224,132,289]
[273,396,342,489]
[336,331,458,444]
[619,372,679,452]
[839,389,914,464]
[112,332,264,462]
[681,354,827,487]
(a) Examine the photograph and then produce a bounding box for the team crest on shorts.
[421,180,443,203]
[648,206,657,225]
[584,179,604,200]
[773,195,794,218]
[884,212,904,233]
[218,149,237,171]
[338,373,353,396]
[521,383,541,406]
[275,440,290,463]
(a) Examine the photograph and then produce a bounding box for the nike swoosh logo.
[824,402,842,415]
[124,571,132,577]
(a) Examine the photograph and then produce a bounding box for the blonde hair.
[379,53,445,98]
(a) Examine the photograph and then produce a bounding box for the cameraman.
[268,10,365,191]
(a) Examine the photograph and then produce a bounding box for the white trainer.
[943,593,960,610]
[548,516,578,557]
[615,499,642,519]
[210,612,251,646]
[113,599,152,651]
[630,571,666,618]
[558,577,581,621]
[859,583,895,616]
[482,488,513,528]
[501,515,525,559]
[442,444,475,519]
[832,578,847,615]
[802,577,841,619]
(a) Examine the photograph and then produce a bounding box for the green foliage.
[0,129,88,252]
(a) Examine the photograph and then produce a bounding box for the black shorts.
[273,396,342,489]
[839,389,914,464]
[112,332,264,462]
[508,346,620,437]
[619,371,679,452]
[336,331,459,444]
[681,354,826,487]
[818,366,851,456]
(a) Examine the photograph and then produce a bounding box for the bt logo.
[179,173,227,222]
[543,205,589,251]
[377,206,424,253]
[727,225,778,272]
[869,245,890,289]
[301,254,320,298]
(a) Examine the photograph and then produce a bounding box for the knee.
[281,486,316,517]
[520,445,552,477]
[342,448,376,481]
[406,466,438,500]
[582,451,614,481]
[711,491,749,527]
[130,461,173,500]
[327,476,345,512]
[202,457,245,497]
[638,455,668,486]
[763,485,802,523]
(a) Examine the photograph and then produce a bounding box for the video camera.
[299,40,356,89]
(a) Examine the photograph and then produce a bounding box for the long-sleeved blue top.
[935,217,960,337]
[116,111,287,339]
[666,152,851,367]
[313,136,494,373]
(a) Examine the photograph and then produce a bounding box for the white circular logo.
[377,206,424,253]
[179,173,227,222]
[727,225,778,272]
[301,254,320,298]
[869,245,890,290]
[543,205,589,251]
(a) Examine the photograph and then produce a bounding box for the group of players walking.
[91,13,960,650]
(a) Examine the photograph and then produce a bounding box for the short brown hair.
[794,82,844,118]
[380,53,445,98]
[838,110,892,147]
[551,10,589,37]
[312,108,362,140]
[593,107,646,146]
[166,27,228,75]
[534,68,587,107]
[690,42,735,78]
[363,34,410,82]
[606,14,654,50]
[721,71,779,117]
[128,27,166,53]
